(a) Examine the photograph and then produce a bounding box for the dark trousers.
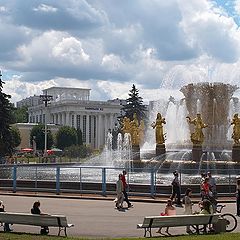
[3,223,11,232]
[170,185,181,204]
[237,192,240,215]
[123,189,131,206]
[40,226,49,235]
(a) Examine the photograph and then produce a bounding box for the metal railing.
[0,164,238,197]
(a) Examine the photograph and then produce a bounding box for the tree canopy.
[11,106,28,123]
[0,74,14,157]
[56,126,78,150]
[30,124,53,151]
[121,84,147,121]
[10,126,21,149]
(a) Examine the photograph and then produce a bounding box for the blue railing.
[0,164,238,197]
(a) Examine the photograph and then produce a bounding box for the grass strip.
[0,232,239,240]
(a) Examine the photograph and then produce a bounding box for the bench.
[137,214,220,237]
[0,212,74,236]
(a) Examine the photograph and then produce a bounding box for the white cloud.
[52,37,90,64]
[0,5,7,12]
[33,4,58,13]
[17,31,90,68]
[4,76,57,103]
[2,0,240,103]
[234,0,240,15]
[179,0,240,62]
[101,54,123,71]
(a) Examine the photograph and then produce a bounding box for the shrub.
[64,145,93,159]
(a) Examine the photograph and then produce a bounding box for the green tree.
[122,84,147,121]
[30,124,53,151]
[76,128,83,145]
[0,73,14,157]
[10,126,21,148]
[11,106,28,123]
[56,126,77,150]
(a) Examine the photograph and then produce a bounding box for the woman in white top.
[116,174,124,209]
[183,188,193,234]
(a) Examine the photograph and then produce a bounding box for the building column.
[63,112,66,125]
[86,114,89,144]
[55,113,58,124]
[110,113,114,130]
[66,112,70,126]
[51,113,55,124]
[97,114,103,149]
[58,113,62,125]
[75,114,78,129]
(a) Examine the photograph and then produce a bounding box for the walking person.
[183,188,193,234]
[31,201,49,235]
[115,174,124,210]
[207,172,217,198]
[170,170,182,206]
[200,173,206,199]
[201,177,211,200]
[122,170,133,208]
[207,172,217,212]
[236,178,240,216]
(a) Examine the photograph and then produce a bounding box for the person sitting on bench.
[156,199,176,235]
[0,200,12,232]
[31,201,49,235]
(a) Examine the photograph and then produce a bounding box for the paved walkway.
[0,193,239,238]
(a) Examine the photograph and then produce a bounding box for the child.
[156,199,176,235]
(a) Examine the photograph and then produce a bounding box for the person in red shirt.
[122,170,133,208]
[201,177,211,199]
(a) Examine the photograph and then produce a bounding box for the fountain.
[83,82,240,173]
[141,82,240,173]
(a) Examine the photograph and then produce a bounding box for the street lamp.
[40,92,53,158]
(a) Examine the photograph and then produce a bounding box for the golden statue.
[121,117,131,134]
[231,113,240,144]
[187,113,208,145]
[139,120,145,145]
[151,113,166,145]
[130,113,140,146]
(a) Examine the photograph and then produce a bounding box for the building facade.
[27,87,123,149]
[16,95,42,108]
[12,123,59,150]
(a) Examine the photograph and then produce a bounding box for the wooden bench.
[0,212,74,236]
[137,214,220,237]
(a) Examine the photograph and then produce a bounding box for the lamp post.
[40,92,53,158]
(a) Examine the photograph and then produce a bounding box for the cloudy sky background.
[2,0,240,104]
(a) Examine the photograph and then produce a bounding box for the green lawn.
[0,233,239,240]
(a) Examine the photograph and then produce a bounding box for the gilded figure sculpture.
[121,117,131,134]
[231,113,240,145]
[186,113,208,145]
[130,113,140,146]
[139,120,145,145]
[151,112,166,145]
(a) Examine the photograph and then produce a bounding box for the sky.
[1,0,240,104]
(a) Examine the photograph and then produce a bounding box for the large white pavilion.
[27,87,123,149]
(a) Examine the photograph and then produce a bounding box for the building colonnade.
[28,110,118,149]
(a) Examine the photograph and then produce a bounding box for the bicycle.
[191,202,237,233]
[216,204,238,232]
